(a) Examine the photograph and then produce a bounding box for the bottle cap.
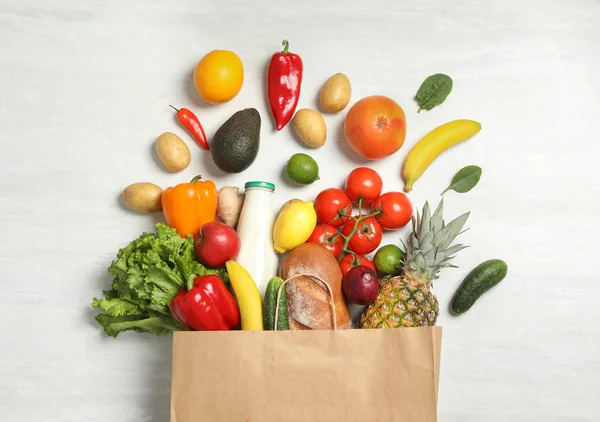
[244,181,275,191]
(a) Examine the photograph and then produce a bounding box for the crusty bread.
[280,243,352,330]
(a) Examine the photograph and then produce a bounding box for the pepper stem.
[186,274,197,291]
[169,105,180,112]
[190,175,203,183]
[281,39,289,54]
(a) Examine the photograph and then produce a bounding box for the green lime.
[374,244,404,275]
[286,153,319,185]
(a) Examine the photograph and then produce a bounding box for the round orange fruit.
[344,95,406,160]
[193,50,244,104]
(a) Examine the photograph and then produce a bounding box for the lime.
[374,244,404,275]
[286,153,319,185]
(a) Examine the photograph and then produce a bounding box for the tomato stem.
[335,197,381,262]
[327,232,341,243]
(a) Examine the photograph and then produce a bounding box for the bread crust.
[281,243,352,330]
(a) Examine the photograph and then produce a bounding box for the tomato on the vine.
[341,216,383,255]
[374,192,413,229]
[339,253,376,277]
[345,167,383,206]
[306,224,344,257]
[314,188,352,227]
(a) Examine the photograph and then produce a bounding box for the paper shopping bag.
[170,326,442,422]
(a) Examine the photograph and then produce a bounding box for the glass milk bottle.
[235,181,279,299]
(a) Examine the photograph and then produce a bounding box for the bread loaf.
[280,243,351,330]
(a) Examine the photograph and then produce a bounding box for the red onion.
[342,265,379,305]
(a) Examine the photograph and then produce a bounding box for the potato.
[155,132,191,172]
[123,183,163,213]
[292,109,327,148]
[319,73,352,113]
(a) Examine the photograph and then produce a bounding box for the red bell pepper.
[170,275,239,331]
[268,39,303,130]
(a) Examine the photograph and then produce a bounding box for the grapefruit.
[344,95,406,160]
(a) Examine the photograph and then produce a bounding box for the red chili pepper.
[268,40,303,131]
[169,274,239,331]
[169,105,209,150]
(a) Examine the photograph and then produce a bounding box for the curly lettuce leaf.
[92,223,227,337]
[95,313,186,338]
[91,297,144,316]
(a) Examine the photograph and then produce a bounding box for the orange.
[344,95,406,160]
[193,50,244,104]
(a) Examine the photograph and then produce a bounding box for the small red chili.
[169,105,209,150]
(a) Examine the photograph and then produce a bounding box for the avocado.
[211,108,261,173]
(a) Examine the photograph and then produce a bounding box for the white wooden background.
[1,1,599,421]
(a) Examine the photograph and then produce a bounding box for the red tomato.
[345,167,383,206]
[339,253,376,277]
[341,216,383,255]
[306,224,344,257]
[374,192,413,230]
[314,188,352,227]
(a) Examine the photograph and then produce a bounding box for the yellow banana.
[402,119,481,191]
[225,260,263,330]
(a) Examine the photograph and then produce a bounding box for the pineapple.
[360,200,469,328]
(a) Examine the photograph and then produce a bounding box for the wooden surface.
[1,1,599,421]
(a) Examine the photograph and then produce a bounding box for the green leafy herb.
[91,223,228,337]
[415,73,453,112]
[441,165,482,195]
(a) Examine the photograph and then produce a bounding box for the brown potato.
[292,109,327,148]
[123,183,163,213]
[155,132,191,172]
[319,73,352,113]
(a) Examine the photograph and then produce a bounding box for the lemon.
[193,50,244,104]
[273,200,317,254]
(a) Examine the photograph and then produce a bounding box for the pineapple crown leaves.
[406,199,470,280]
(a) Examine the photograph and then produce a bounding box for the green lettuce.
[92,223,227,337]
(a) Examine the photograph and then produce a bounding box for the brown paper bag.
[170,326,442,422]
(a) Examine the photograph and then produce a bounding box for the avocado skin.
[211,108,261,173]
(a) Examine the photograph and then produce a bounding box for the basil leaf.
[415,73,453,112]
[441,165,482,195]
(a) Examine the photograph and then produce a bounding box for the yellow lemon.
[193,50,244,104]
[273,201,317,254]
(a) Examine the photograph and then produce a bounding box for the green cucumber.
[263,277,289,331]
[451,259,508,314]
